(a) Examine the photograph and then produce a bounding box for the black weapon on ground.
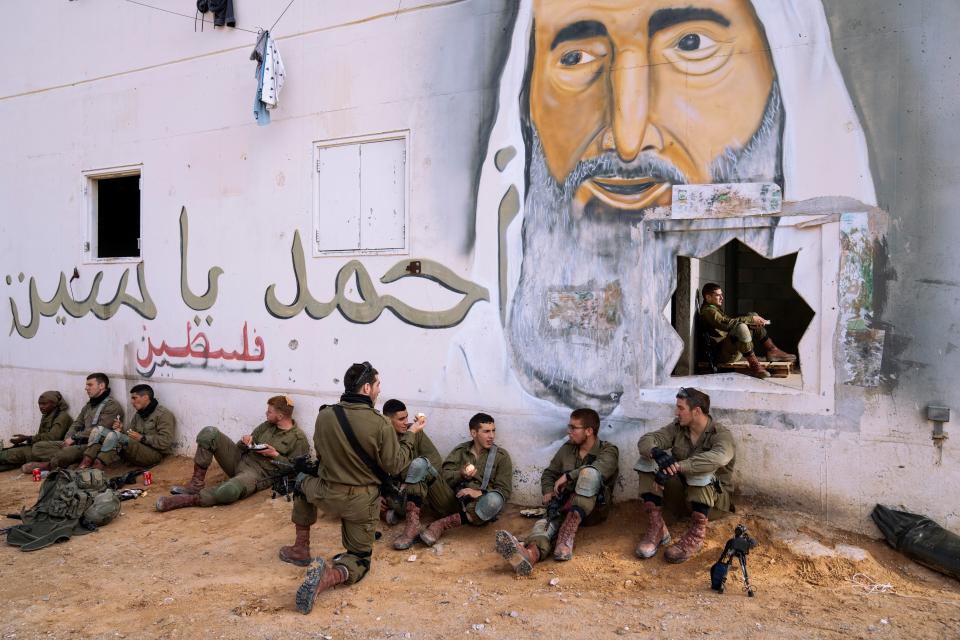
[710,523,758,596]
[107,469,148,491]
[1,439,31,451]
[650,447,677,486]
[269,455,320,500]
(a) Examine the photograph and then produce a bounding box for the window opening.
[85,169,141,261]
[670,240,813,388]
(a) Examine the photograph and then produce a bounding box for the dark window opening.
[96,175,140,259]
[670,240,814,384]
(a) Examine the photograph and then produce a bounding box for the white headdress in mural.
[472,0,877,311]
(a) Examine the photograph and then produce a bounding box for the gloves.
[650,447,677,470]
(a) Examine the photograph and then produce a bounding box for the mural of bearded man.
[457,0,876,415]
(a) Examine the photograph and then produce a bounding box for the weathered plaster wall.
[0,0,957,534]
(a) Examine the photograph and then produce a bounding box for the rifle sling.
[331,405,391,487]
[478,444,498,491]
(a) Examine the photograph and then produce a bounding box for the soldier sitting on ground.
[495,408,618,574]
[0,391,72,472]
[155,395,309,512]
[27,373,124,473]
[416,413,513,547]
[634,387,735,564]
[699,282,796,379]
[378,399,446,551]
[79,384,176,470]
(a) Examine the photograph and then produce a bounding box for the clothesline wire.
[270,0,297,32]
[122,0,297,37]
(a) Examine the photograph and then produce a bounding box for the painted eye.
[559,50,597,66]
[676,33,717,52]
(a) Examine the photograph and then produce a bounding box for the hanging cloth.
[250,31,285,126]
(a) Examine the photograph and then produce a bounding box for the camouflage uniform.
[700,303,768,364]
[292,396,421,583]
[526,439,619,557]
[84,403,176,467]
[431,441,513,524]
[194,421,310,506]
[32,395,124,469]
[0,409,73,469]
[635,417,734,516]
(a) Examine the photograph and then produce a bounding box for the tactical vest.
[6,469,120,551]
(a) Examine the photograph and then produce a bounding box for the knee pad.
[196,426,221,450]
[633,457,659,473]
[88,426,108,445]
[212,478,246,504]
[574,467,603,497]
[474,491,504,522]
[100,430,129,453]
[403,457,438,484]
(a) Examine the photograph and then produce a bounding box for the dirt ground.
[1,457,958,640]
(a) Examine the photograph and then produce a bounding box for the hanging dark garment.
[198,0,236,28]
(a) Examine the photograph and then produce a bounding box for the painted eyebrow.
[648,7,731,36]
[550,20,608,50]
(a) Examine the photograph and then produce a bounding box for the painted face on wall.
[529,0,777,214]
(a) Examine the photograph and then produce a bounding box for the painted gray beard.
[506,85,783,412]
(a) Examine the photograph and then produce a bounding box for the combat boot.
[762,338,797,363]
[392,501,422,550]
[77,456,95,469]
[419,513,462,546]
[21,461,50,474]
[155,494,201,512]
[664,511,709,564]
[553,509,582,561]
[170,463,208,495]
[279,524,313,566]
[635,501,672,558]
[296,559,348,615]
[495,530,540,576]
[744,352,771,379]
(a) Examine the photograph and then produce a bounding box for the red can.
[32,468,41,482]
[143,471,153,486]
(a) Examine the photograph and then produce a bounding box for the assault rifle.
[268,455,320,500]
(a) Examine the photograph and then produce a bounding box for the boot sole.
[170,485,200,495]
[495,530,532,576]
[279,548,312,567]
[296,558,327,614]
[635,533,672,559]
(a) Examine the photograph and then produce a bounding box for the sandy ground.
[0,456,958,640]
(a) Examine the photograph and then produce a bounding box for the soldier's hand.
[408,417,426,434]
[751,314,769,326]
[62,438,74,447]
[664,462,681,476]
[240,435,253,446]
[379,496,389,513]
[456,487,482,499]
[553,474,568,494]
[462,463,477,478]
[127,430,143,442]
[256,444,279,458]
[542,492,554,505]
[112,416,123,431]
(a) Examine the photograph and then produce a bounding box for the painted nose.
[609,50,662,162]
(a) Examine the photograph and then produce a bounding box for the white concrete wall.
[1,0,956,535]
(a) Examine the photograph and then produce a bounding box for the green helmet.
[82,490,121,527]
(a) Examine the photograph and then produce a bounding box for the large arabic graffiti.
[265,230,489,328]
[136,320,265,377]
[179,206,223,311]
[7,262,156,339]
